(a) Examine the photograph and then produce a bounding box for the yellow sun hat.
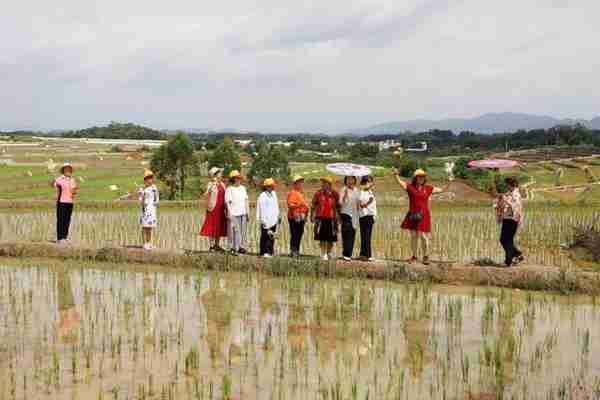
[263,178,276,187]
[143,169,154,179]
[320,176,334,185]
[292,175,304,183]
[413,169,427,177]
[229,170,241,179]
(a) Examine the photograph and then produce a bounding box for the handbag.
[407,211,423,224]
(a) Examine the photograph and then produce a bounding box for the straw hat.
[320,176,334,185]
[60,163,73,173]
[413,169,427,177]
[292,175,304,183]
[229,170,241,179]
[262,178,276,187]
[143,169,154,179]
[208,166,221,177]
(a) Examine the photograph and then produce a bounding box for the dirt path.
[1,241,597,295]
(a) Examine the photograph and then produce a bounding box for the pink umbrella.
[468,159,519,169]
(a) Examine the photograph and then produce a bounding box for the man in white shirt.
[225,170,249,255]
[339,176,360,261]
[256,178,280,257]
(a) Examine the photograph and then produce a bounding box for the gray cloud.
[0,0,599,132]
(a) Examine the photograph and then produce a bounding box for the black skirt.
[314,218,338,242]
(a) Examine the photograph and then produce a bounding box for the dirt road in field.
[1,241,598,295]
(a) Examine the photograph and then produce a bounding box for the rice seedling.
[0,259,599,399]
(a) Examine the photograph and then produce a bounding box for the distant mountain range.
[356,113,600,135]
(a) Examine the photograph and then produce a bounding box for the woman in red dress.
[200,167,227,252]
[393,168,445,264]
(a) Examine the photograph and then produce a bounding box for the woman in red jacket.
[393,168,445,265]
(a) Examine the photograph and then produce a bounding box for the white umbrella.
[326,163,372,177]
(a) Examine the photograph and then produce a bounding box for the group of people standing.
[51,162,525,267]
[199,166,446,264]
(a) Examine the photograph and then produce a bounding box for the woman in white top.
[139,170,159,250]
[339,176,360,261]
[256,178,280,257]
[358,176,377,261]
[224,170,249,255]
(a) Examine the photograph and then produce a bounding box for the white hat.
[208,167,222,177]
[60,163,73,173]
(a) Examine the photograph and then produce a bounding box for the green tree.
[349,144,379,161]
[150,133,200,199]
[207,138,241,176]
[247,144,290,186]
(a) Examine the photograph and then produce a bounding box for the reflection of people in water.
[56,268,80,343]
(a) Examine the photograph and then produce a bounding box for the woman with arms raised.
[393,168,445,265]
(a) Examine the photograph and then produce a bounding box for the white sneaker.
[143,243,152,250]
[321,254,329,261]
[263,254,272,258]
[368,257,376,262]
[343,256,352,262]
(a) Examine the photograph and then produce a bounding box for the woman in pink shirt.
[52,163,78,243]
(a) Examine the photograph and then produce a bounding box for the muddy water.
[1,262,599,400]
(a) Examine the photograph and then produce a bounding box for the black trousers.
[260,225,277,256]
[56,202,74,241]
[500,219,521,266]
[340,213,356,258]
[288,218,305,254]
[359,216,374,258]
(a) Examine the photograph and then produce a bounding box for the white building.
[268,141,293,147]
[406,142,428,152]
[377,139,401,151]
[234,139,253,147]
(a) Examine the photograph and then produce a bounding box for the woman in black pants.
[358,176,377,262]
[51,163,79,243]
[286,175,309,257]
[339,176,359,261]
[491,176,524,267]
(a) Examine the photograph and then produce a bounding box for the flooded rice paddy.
[1,260,600,400]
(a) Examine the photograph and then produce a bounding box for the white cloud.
[1,0,598,131]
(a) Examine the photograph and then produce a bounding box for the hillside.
[359,112,600,135]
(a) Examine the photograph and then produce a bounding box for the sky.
[1,0,599,132]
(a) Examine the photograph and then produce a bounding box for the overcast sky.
[1,0,598,132]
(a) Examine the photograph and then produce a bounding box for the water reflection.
[0,265,599,399]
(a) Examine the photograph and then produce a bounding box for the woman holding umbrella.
[339,176,360,261]
[200,167,227,252]
[490,176,524,267]
[393,168,445,265]
[311,176,340,261]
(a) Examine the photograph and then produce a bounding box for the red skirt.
[401,210,432,233]
[200,207,227,238]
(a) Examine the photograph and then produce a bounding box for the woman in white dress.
[139,170,159,250]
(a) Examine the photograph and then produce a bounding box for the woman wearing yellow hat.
[256,178,280,257]
[311,176,340,260]
[224,170,249,255]
[393,167,445,264]
[287,175,309,257]
[139,170,159,250]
